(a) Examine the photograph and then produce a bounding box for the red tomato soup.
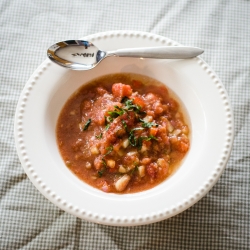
[57,73,190,193]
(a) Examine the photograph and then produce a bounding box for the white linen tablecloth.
[1,0,249,249]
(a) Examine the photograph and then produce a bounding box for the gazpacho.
[56,73,190,193]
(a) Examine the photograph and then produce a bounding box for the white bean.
[115,174,131,192]
[157,158,168,168]
[85,162,91,169]
[166,120,174,132]
[182,126,189,134]
[107,159,115,168]
[140,144,148,153]
[127,151,137,156]
[122,138,129,148]
[172,129,181,136]
[143,115,153,122]
[118,165,127,173]
[138,166,145,177]
[90,146,99,155]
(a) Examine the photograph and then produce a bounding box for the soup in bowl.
[56,73,190,194]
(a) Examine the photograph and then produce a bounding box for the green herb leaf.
[114,105,124,111]
[137,135,158,150]
[129,166,138,175]
[148,135,158,140]
[102,159,107,166]
[128,127,144,147]
[121,96,129,103]
[82,119,91,131]
[107,105,126,118]
[131,127,145,132]
[105,116,113,123]
[104,116,112,130]
[104,146,113,156]
[98,169,104,177]
[105,124,110,130]
[121,120,128,132]
[128,133,137,147]
[95,133,103,139]
[124,99,146,115]
[98,159,107,177]
[104,99,145,134]
[137,137,144,149]
[139,118,158,128]
[122,98,142,112]
[107,111,121,118]
[124,99,138,111]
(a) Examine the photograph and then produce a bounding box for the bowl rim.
[14,30,234,226]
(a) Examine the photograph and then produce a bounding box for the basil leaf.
[139,118,158,128]
[131,127,144,133]
[128,132,137,147]
[137,137,144,149]
[122,98,145,114]
[108,111,121,118]
[104,116,112,131]
[121,96,129,103]
[128,127,144,147]
[107,105,126,118]
[122,120,128,133]
[98,169,104,177]
[98,159,107,177]
[137,135,158,149]
[129,166,138,175]
[148,135,158,140]
[105,124,110,131]
[83,119,91,131]
[104,146,113,156]
[95,133,103,139]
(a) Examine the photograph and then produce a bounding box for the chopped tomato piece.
[133,96,145,108]
[113,141,121,152]
[141,157,151,165]
[105,123,126,143]
[96,180,111,192]
[171,138,189,153]
[101,181,111,192]
[112,83,132,97]
[178,141,189,153]
[120,111,136,126]
[94,111,105,125]
[149,127,158,136]
[146,163,158,179]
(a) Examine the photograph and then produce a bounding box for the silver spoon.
[47,40,204,70]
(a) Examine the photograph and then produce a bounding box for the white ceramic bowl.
[14,31,234,226]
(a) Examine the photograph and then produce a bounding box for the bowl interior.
[43,56,207,198]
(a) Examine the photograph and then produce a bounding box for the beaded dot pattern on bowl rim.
[14,30,234,226]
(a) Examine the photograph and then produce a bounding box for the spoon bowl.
[47,40,106,70]
[47,40,204,70]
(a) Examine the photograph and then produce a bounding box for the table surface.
[1,1,249,249]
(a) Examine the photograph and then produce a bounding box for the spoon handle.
[111,46,204,59]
